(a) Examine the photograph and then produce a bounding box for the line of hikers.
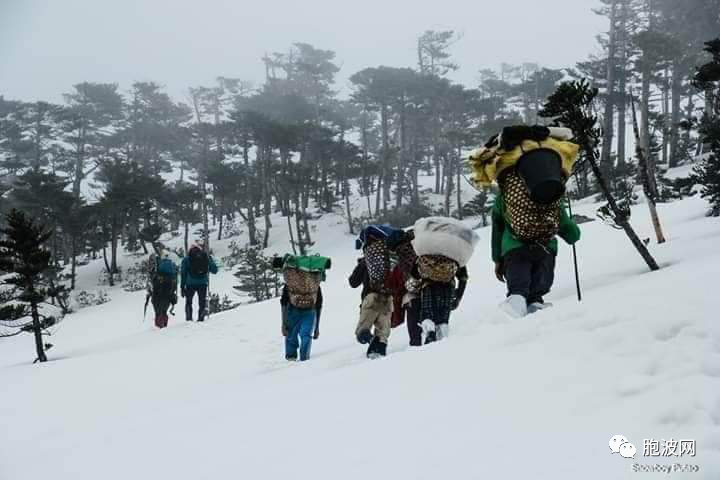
[145,125,582,364]
[277,125,582,362]
[146,243,218,328]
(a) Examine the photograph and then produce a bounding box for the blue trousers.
[285,306,316,361]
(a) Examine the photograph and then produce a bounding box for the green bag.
[274,254,332,281]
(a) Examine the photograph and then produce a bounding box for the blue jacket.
[181,254,218,288]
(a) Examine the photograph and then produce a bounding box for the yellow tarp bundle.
[468,136,580,187]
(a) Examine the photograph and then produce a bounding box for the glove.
[494,261,505,283]
[171,293,178,305]
[313,329,319,340]
[282,324,289,337]
[181,287,186,298]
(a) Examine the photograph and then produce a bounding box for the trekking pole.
[143,292,150,322]
[566,195,582,302]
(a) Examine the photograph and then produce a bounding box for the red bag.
[387,266,406,328]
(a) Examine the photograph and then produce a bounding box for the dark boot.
[357,329,373,345]
[424,331,437,344]
[367,336,386,359]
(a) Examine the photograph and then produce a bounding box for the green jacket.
[491,194,580,263]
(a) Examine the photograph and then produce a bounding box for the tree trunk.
[444,155,453,216]
[631,95,666,244]
[616,0,628,166]
[380,104,390,214]
[600,0,618,170]
[184,222,189,253]
[247,204,257,246]
[287,209,298,255]
[30,299,47,363]
[70,234,77,290]
[110,219,119,274]
[456,146,463,220]
[586,145,659,271]
[668,62,682,168]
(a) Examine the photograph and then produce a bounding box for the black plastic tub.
[516,148,566,204]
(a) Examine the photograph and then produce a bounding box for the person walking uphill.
[491,188,580,317]
[147,245,178,329]
[350,225,399,359]
[275,254,330,362]
[409,217,478,343]
[181,244,218,322]
[471,125,582,318]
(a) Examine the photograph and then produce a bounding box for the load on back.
[273,254,331,309]
[468,125,580,243]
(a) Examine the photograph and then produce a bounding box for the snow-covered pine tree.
[540,80,660,271]
[232,246,281,303]
[0,209,66,362]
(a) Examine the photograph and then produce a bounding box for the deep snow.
[1,184,718,479]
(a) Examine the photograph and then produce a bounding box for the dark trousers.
[419,283,454,326]
[504,245,556,305]
[185,285,208,321]
[406,298,422,347]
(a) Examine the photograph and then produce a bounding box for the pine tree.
[694,120,720,216]
[693,38,720,216]
[232,246,280,303]
[540,80,660,271]
[0,209,65,362]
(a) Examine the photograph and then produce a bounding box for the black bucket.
[516,148,566,204]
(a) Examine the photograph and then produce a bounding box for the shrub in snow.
[98,267,123,286]
[222,219,244,239]
[122,261,150,292]
[208,293,240,314]
[74,290,111,309]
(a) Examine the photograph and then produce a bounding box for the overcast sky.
[0,0,607,103]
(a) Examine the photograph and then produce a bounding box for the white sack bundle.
[412,217,479,267]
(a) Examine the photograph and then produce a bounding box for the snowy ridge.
[1,190,719,479]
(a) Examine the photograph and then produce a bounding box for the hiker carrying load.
[180,244,218,322]
[274,254,330,362]
[408,217,478,343]
[350,225,404,359]
[469,125,581,318]
[147,243,178,329]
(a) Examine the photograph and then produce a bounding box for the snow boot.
[357,329,373,345]
[421,319,436,344]
[367,336,387,359]
[499,295,528,318]
[285,355,298,362]
[436,323,450,341]
[527,302,553,314]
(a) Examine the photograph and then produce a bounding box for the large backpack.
[284,268,321,309]
[189,249,209,277]
[501,169,562,243]
[152,256,177,299]
[416,254,458,284]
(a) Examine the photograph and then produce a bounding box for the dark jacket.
[348,258,375,299]
[180,250,219,289]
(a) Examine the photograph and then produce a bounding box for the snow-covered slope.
[1,191,719,480]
